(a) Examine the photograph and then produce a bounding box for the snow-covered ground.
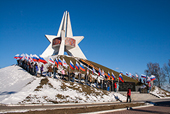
[150,86,170,98]
[0,65,126,105]
[0,65,35,101]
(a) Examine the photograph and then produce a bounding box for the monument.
[41,11,87,59]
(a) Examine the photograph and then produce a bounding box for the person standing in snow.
[30,62,34,75]
[71,72,75,82]
[53,65,58,78]
[47,65,53,77]
[117,83,119,92]
[34,63,38,76]
[61,69,65,79]
[85,73,88,85]
[27,61,30,72]
[114,82,117,92]
[40,64,44,76]
[78,72,81,83]
[126,88,131,102]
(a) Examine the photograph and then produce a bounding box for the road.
[0,99,170,114]
[86,99,170,114]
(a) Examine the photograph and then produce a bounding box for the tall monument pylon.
[41,11,87,59]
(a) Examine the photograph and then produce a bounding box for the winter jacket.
[127,89,131,96]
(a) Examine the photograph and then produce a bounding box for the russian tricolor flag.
[107,72,110,79]
[58,58,62,66]
[25,54,29,60]
[39,56,47,64]
[98,68,101,76]
[132,75,135,78]
[80,63,85,71]
[49,57,54,64]
[150,75,156,81]
[111,73,115,80]
[92,67,95,75]
[120,71,123,74]
[119,74,124,82]
[141,74,146,78]
[87,67,89,75]
[70,60,75,70]
[55,59,58,67]
[20,53,25,60]
[29,54,33,62]
[126,72,128,76]
[14,54,20,59]
[147,77,150,83]
[102,70,105,76]
[76,62,80,70]
[63,58,68,68]
[33,54,39,62]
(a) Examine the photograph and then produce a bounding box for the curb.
[79,104,154,114]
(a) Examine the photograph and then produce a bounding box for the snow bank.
[0,65,126,104]
[0,65,35,101]
[150,86,170,98]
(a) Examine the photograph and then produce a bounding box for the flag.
[129,73,131,76]
[49,56,54,64]
[75,61,80,70]
[126,72,128,76]
[98,68,101,76]
[20,53,25,60]
[150,75,156,81]
[14,54,20,59]
[58,58,62,66]
[87,67,89,75]
[25,54,29,60]
[102,70,105,76]
[107,71,110,79]
[120,71,123,74]
[80,63,85,71]
[146,77,150,83]
[62,58,68,68]
[141,74,146,78]
[70,60,75,70]
[111,73,115,80]
[132,75,135,78]
[55,58,58,67]
[92,67,95,74]
[119,74,124,82]
[136,74,139,78]
[39,56,47,64]
[29,54,33,62]
[32,54,39,62]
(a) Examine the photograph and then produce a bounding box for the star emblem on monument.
[41,11,86,59]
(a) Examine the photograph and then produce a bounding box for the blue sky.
[0,0,170,76]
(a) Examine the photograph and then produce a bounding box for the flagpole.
[68,62,70,81]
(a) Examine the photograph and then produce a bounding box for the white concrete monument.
[41,11,86,59]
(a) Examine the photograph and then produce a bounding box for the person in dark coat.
[53,65,58,78]
[126,88,131,102]
[47,65,53,77]
[34,63,38,76]
[40,64,44,76]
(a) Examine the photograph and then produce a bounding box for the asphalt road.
[88,99,170,114]
[0,99,170,114]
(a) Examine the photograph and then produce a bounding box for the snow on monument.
[41,11,86,59]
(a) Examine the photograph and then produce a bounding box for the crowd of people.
[17,59,39,76]
[16,58,121,92]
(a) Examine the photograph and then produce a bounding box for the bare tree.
[145,62,161,87]
[163,60,170,84]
